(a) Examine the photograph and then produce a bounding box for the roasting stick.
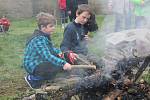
[71,65,96,69]
[71,56,96,69]
[76,56,91,65]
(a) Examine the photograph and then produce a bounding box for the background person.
[66,0,78,21]
[131,0,146,28]
[108,0,133,32]
[0,16,10,32]
[58,0,68,29]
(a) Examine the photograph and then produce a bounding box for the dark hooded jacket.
[60,21,88,55]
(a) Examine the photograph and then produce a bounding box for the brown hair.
[36,12,56,29]
[76,4,93,15]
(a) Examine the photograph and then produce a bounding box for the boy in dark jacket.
[60,4,99,77]
[61,4,98,58]
[61,4,92,57]
[61,4,97,65]
[23,12,72,89]
[60,5,100,99]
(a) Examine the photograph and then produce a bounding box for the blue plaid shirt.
[23,30,66,74]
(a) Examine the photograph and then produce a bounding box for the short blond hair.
[36,12,56,29]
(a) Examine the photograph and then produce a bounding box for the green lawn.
[0,18,36,99]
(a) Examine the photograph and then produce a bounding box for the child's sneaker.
[25,75,42,89]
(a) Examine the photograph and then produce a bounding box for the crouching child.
[23,12,72,89]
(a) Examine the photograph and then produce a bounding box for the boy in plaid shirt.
[23,12,72,89]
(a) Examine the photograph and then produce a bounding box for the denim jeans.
[115,12,132,32]
[60,9,68,24]
[31,62,64,81]
[135,16,146,28]
[125,12,132,30]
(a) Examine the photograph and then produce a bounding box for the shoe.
[62,25,65,29]
[25,75,42,89]
[62,23,65,29]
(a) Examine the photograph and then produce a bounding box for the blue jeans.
[125,12,132,30]
[60,9,68,24]
[30,62,64,81]
[115,12,132,32]
[135,16,146,28]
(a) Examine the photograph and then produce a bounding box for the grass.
[0,18,36,99]
[0,15,149,99]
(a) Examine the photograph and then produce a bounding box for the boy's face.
[76,11,91,25]
[42,24,55,34]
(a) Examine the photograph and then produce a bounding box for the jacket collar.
[34,29,51,40]
[73,21,82,27]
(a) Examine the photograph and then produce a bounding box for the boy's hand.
[58,53,64,59]
[67,11,71,15]
[64,51,78,64]
[63,63,72,70]
[67,51,78,64]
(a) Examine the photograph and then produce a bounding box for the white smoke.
[88,0,150,77]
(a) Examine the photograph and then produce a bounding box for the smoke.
[88,0,150,78]
[96,0,150,31]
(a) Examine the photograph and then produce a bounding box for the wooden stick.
[71,65,96,69]
[76,56,91,65]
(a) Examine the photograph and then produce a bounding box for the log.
[103,90,123,100]
[43,77,81,92]
[22,94,36,100]
[71,65,96,69]
[44,86,61,91]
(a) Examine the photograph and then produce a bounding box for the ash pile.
[23,29,150,100]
